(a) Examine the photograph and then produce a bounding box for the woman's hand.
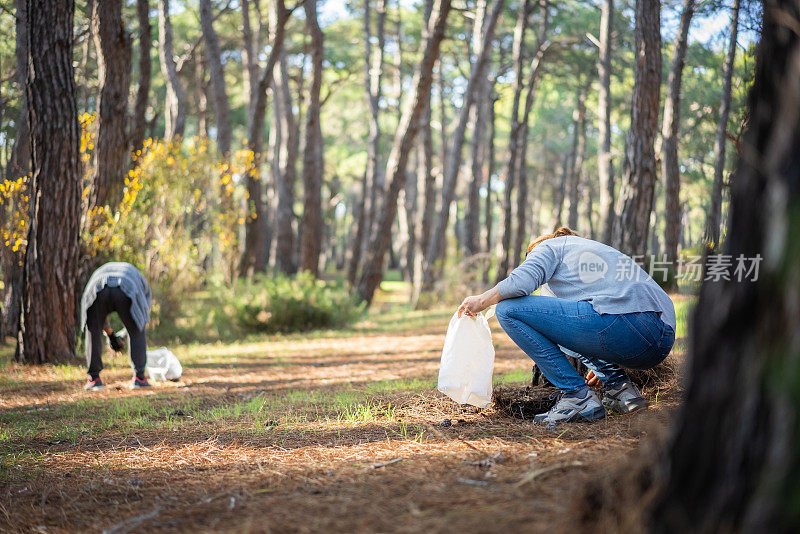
[457,295,485,318]
[585,370,603,389]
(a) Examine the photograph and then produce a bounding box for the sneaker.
[84,377,104,391]
[602,381,648,414]
[533,388,606,423]
[132,377,151,389]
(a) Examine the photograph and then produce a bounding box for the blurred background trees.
[0,0,761,360]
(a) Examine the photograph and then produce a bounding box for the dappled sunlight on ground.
[0,295,692,533]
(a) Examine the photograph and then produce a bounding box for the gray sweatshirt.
[80,262,152,331]
[497,236,676,330]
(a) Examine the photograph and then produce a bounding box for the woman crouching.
[457,227,675,424]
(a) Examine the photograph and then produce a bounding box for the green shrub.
[233,272,364,334]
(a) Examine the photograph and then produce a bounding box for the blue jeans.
[495,296,675,392]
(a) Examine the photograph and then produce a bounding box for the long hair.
[526,227,578,254]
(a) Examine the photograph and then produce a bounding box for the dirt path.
[0,309,681,533]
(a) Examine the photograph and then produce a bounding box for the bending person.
[457,227,675,424]
[81,262,153,391]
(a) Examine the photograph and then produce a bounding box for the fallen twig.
[102,507,161,534]
[457,478,490,487]
[514,461,585,488]
[368,458,403,469]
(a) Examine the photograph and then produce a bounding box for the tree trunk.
[348,0,386,285]
[239,0,289,276]
[567,84,588,230]
[652,0,800,528]
[598,0,615,244]
[158,0,187,139]
[199,0,232,156]
[483,87,497,283]
[496,0,530,283]
[356,0,451,304]
[91,0,132,210]
[705,0,741,247]
[129,0,151,159]
[409,0,436,305]
[662,0,695,282]
[6,0,29,182]
[298,0,325,276]
[1,0,29,340]
[512,6,549,262]
[18,0,82,364]
[274,53,298,274]
[612,0,662,258]
[464,0,490,258]
[422,0,504,288]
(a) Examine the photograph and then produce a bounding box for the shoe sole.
[603,398,648,414]
[534,406,606,424]
[85,386,104,391]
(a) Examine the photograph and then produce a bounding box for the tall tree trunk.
[652,0,800,528]
[274,53,298,274]
[662,0,695,280]
[348,0,386,285]
[464,0,490,258]
[239,0,289,276]
[598,0,615,243]
[18,0,82,364]
[298,0,325,276]
[158,0,187,139]
[567,84,588,230]
[409,0,435,306]
[91,0,132,209]
[199,0,232,156]
[705,0,741,247]
[356,0,451,304]
[553,153,569,225]
[483,87,497,283]
[512,5,549,261]
[422,0,504,287]
[129,0,151,159]
[6,0,29,182]
[1,0,29,340]
[496,0,530,283]
[612,0,662,258]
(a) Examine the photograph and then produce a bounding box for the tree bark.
[158,0,187,139]
[1,0,29,340]
[598,0,615,243]
[274,53,299,274]
[511,5,549,262]
[239,0,289,276]
[652,0,800,528]
[298,0,325,276]
[199,0,232,156]
[464,0,490,258]
[662,0,695,281]
[356,0,451,304]
[567,84,588,231]
[705,0,741,247]
[18,0,82,364]
[91,0,132,210]
[483,87,497,283]
[348,0,386,285]
[496,0,530,283]
[129,0,151,159]
[612,0,662,258]
[422,0,504,288]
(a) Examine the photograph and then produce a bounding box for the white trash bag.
[146,347,183,382]
[437,307,495,408]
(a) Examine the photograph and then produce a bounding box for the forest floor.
[0,286,693,533]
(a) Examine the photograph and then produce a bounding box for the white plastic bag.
[146,347,183,382]
[437,307,495,408]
